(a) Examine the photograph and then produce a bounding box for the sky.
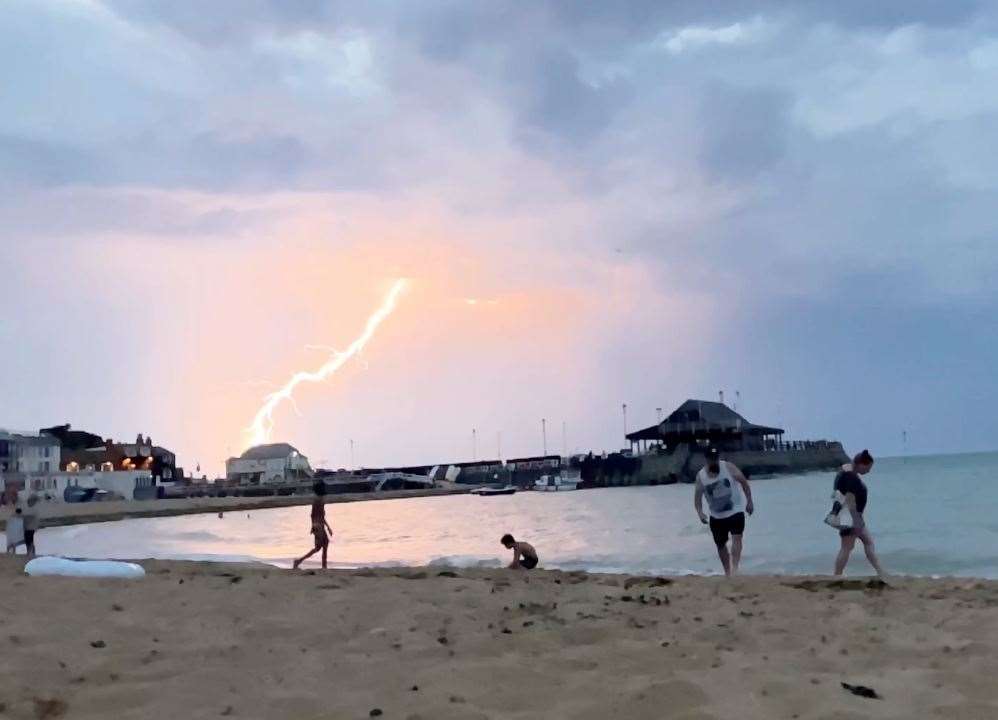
[2,0,997,475]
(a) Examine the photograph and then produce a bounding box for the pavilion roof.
[626,399,784,442]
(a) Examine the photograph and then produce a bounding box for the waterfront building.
[0,430,62,503]
[40,425,182,484]
[1,425,182,503]
[625,399,784,454]
[0,430,61,474]
[621,399,847,484]
[226,443,314,485]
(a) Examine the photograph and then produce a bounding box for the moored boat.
[470,485,517,496]
[534,472,580,492]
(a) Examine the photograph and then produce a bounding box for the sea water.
[10,452,998,578]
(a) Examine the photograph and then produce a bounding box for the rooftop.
[40,424,105,450]
[626,399,784,442]
[236,443,305,461]
[0,430,61,447]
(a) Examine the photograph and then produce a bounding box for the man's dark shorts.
[709,513,745,547]
[520,554,538,569]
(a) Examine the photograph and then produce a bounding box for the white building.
[2,429,164,503]
[0,430,61,474]
[15,470,154,503]
[225,443,313,485]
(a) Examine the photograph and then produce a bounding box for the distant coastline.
[0,484,469,531]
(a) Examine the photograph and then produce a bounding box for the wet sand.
[1,557,996,719]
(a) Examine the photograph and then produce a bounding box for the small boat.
[534,472,580,492]
[470,485,517,496]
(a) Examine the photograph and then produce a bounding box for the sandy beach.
[1,558,996,719]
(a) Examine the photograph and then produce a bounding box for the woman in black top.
[832,450,887,578]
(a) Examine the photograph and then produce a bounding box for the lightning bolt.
[244,278,408,449]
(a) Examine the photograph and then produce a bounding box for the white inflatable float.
[24,556,145,579]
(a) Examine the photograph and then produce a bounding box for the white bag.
[5,516,25,549]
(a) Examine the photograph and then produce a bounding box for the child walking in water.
[293,482,332,569]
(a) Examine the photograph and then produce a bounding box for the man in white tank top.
[694,447,754,576]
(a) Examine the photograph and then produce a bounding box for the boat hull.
[470,486,517,496]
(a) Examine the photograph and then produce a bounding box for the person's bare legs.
[857,529,887,579]
[834,534,856,575]
[293,545,321,569]
[730,535,743,575]
[321,542,328,570]
[715,542,732,577]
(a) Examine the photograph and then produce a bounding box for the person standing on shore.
[694,447,754,576]
[293,482,332,570]
[829,450,887,578]
[19,495,40,558]
[5,507,25,554]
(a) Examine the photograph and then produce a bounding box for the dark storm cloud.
[546,0,990,31]
[104,0,992,52]
[510,47,631,148]
[795,0,987,29]
[27,0,994,194]
[103,0,335,46]
[697,84,791,182]
[0,130,312,193]
[2,0,997,459]
[0,188,271,241]
[179,132,309,190]
[0,134,101,189]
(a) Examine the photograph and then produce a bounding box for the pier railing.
[632,439,843,457]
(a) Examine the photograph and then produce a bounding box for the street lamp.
[541,418,547,456]
[622,403,628,436]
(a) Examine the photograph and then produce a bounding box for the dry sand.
[1,558,996,720]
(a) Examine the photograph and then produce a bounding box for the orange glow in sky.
[244,278,409,449]
[17,189,710,477]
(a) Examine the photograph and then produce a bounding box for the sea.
[9,452,998,578]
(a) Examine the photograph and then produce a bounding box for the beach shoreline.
[2,557,996,719]
[0,484,469,532]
